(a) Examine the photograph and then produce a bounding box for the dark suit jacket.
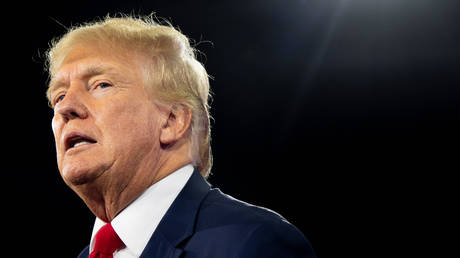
[78,169,316,258]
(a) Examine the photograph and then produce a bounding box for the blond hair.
[46,14,213,177]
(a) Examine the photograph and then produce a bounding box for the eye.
[54,94,65,105]
[96,82,112,89]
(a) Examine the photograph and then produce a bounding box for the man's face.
[50,43,164,190]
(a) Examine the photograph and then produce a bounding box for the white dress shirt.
[89,164,194,257]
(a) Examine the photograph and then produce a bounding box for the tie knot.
[91,223,124,257]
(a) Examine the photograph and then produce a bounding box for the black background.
[5,0,460,257]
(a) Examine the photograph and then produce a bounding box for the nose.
[53,85,89,122]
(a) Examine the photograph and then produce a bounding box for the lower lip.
[66,142,97,154]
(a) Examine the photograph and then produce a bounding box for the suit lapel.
[140,168,211,258]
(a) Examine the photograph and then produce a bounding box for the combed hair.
[46,14,213,177]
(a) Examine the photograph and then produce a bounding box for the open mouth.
[65,133,97,151]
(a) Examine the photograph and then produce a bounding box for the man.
[46,15,316,258]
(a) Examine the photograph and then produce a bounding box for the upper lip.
[63,131,97,151]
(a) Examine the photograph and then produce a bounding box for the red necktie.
[90,223,125,258]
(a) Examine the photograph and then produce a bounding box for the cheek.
[51,116,59,138]
[51,117,62,152]
[97,100,161,151]
[51,121,64,171]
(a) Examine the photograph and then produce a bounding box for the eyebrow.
[47,64,114,99]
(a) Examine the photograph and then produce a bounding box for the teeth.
[73,141,92,148]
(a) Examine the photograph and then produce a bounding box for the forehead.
[48,43,145,93]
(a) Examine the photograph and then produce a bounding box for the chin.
[61,163,104,186]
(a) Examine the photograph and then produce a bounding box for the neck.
[74,143,192,222]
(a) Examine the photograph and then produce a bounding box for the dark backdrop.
[5,0,459,257]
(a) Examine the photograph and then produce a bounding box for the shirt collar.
[89,164,194,256]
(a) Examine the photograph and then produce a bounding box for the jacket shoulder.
[234,218,317,258]
[186,188,316,258]
[198,188,288,226]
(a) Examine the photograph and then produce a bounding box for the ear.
[159,104,192,145]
